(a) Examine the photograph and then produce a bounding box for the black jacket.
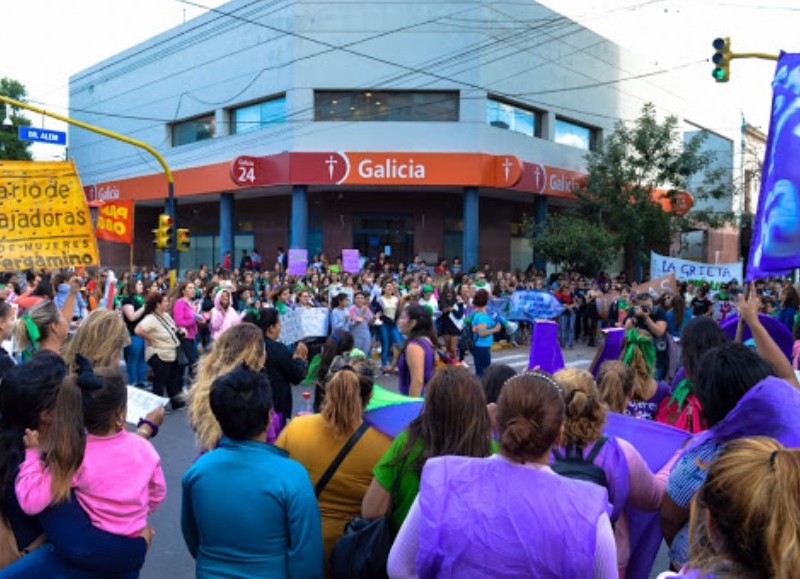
[264,338,308,419]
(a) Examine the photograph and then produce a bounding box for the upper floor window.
[314,90,459,122]
[231,95,287,134]
[554,117,597,151]
[486,97,541,138]
[171,114,215,147]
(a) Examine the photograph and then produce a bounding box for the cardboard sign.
[287,249,308,276]
[342,249,360,274]
[278,307,330,344]
[95,201,134,244]
[0,160,99,270]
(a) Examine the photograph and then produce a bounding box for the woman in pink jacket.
[173,281,203,385]
[209,288,242,341]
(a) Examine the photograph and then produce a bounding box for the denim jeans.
[379,320,403,366]
[558,310,575,348]
[0,544,139,579]
[472,346,492,378]
[123,335,147,385]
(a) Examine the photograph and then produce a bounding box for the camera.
[640,305,650,313]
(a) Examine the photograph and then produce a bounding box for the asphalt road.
[140,342,669,578]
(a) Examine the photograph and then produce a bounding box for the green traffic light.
[712,67,728,82]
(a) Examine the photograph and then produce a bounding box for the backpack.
[655,393,706,433]
[551,437,609,489]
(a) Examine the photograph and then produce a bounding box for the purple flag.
[747,52,800,279]
[527,320,564,373]
[342,249,360,274]
[590,328,625,377]
[287,249,307,276]
[720,313,794,360]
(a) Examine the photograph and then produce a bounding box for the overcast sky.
[3,0,798,159]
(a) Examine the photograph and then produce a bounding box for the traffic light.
[177,228,191,252]
[153,213,173,250]
[712,37,731,82]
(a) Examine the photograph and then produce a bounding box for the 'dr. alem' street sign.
[18,126,67,146]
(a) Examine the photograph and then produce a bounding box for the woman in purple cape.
[387,371,618,578]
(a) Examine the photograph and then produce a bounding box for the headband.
[622,328,656,375]
[503,370,563,395]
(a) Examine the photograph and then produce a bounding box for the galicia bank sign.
[357,158,426,180]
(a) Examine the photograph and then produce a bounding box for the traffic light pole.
[0,94,179,272]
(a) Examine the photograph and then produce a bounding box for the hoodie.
[209,289,242,340]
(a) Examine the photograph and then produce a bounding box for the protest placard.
[95,201,134,244]
[279,307,330,344]
[650,252,742,289]
[506,290,564,322]
[342,249,360,274]
[288,249,308,276]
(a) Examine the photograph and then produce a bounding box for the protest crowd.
[2,249,800,578]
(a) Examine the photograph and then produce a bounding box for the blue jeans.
[379,320,403,367]
[558,311,575,348]
[0,544,138,579]
[472,346,492,378]
[124,335,147,385]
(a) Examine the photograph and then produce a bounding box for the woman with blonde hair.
[15,299,70,361]
[187,322,267,451]
[552,367,671,578]
[681,437,800,579]
[275,356,390,570]
[620,329,670,420]
[597,360,635,414]
[61,309,130,373]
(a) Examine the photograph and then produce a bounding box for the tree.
[525,212,618,275]
[575,102,732,279]
[0,78,33,160]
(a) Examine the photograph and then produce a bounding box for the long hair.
[671,294,687,329]
[621,330,655,401]
[596,360,634,414]
[554,367,606,447]
[187,323,267,450]
[689,437,800,579]
[399,305,437,356]
[396,366,492,474]
[61,309,129,372]
[318,330,354,385]
[15,299,60,352]
[321,357,375,439]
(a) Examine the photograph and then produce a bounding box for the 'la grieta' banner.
[650,252,742,289]
[0,161,99,271]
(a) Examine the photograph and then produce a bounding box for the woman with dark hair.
[665,294,692,339]
[329,292,351,334]
[660,288,800,570]
[299,329,353,413]
[120,278,147,389]
[387,371,616,577]
[172,281,202,385]
[276,357,390,569]
[481,363,517,405]
[437,286,463,362]
[396,305,437,397]
[778,284,800,332]
[181,365,323,578]
[471,288,501,378]
[135,292,184,410]
[362,366,495,534]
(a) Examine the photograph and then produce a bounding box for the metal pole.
[0,94,178,272]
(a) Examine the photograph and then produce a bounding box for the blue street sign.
[18,126,67,145]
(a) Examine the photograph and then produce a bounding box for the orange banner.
[95,201,134,244]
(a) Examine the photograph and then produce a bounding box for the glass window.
[554,118,596,151]
[314,91,458,122]
[231,95,287,134]
[486,98,539,137]
[171,114,215,147]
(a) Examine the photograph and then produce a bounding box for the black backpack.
[551,436,609,489]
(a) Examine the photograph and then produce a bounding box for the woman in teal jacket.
[181,366,323,578]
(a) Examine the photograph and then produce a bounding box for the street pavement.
[141,341,668,577]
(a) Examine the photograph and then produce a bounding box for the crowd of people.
[2,254,800,578]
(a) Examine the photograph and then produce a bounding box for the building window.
[171,114,215,147]
[486,97,540,137]
[231,95,287,134]
[314,90,459,122]
[554,117,597,151]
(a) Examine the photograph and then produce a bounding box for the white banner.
[650,251,743,288]
[278,307,330,344]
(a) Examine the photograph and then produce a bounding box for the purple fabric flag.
[604,413,691,579]
[342,249,360,273]
[287,249,308,276]
[720,313,793,360]
[590,328,626,377]
[527,320,564,373]
[747,52,800,280]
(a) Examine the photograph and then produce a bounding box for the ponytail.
[44,376,86,504]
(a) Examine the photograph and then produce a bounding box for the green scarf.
[21,313,41,362]
[669,378,694,410]
[622,328,656,375]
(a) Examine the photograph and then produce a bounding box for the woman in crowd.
[387,371,617,578]
[470,288,501,378]
[181,365,323,578]
[555,282,577,349]
[120,278,148,388]
[777,283,799,332]
[437,286,464,362]
[135,292,185,410]
[553,367,670,577]
[0,353,154,577]
[660,288,800,570]
[62,310,130,373]
[377,282,403,374]
[361,366,495,534]
[680,437,800,578]
[596,360,635,414]
[304,330,354,413]
[396,305,437,397]
[665,294,692,339]
[209,287,241,341]
[329,292,351,335]
[14,299,71,362]
[621,329,670,420]
[172,281,201,385]
[187,323,267,452]
[269,285,292,315]
[347,291,373,355]
[276,357,390,568]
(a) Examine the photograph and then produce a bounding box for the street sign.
[18,126,67,145]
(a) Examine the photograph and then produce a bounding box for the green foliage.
[525,212,618,275]
[0,78,32,161]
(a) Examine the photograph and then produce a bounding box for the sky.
[2,0,798,159]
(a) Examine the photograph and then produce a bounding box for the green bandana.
[21,313,41,362]
[669,378,694,410]
[622,328,656,375]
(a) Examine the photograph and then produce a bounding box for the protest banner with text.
[650,251,742,289]
[95,201,134,244]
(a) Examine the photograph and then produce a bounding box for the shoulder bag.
[315,422,370,497]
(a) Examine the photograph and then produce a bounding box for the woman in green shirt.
[361,366,496,532]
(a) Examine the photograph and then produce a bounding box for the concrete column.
[220,193,235,263]
[463,187,479,272]
[534,195,548,271]
[290,185,308,249]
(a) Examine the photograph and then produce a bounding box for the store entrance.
[353,213,414,266]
